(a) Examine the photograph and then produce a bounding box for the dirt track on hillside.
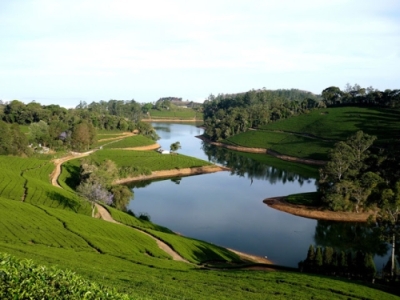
[264,197,374,222]
[108,143,161,151]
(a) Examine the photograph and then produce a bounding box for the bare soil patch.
[108,143,161,151]
[264,197,375,222]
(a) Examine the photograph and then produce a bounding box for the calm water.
[128,123,389,268]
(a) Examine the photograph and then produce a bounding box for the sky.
[0,0,399,107]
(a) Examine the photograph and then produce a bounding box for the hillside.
[222,106,400,161]
[0,145,398,298]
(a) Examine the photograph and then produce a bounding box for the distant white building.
[157,148,170,154]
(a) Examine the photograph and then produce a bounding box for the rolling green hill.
[223,106,400,161]
[0,154,398,299]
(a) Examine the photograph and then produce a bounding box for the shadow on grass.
[62,164,81,190]
[45,191,83,213]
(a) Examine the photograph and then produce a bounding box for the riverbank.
[264,197,374,222]
[196,135,326,166]
[114,165,230,184]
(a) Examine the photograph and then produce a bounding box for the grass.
[286,192,321,206]
[90,149,212,171]
[0,156,91,215]
[102,135,156,149]
[259,106,400,143]
[0,125,398,298]
[0,161,398,298]
[222,107,400,161]
[225,130,334,160]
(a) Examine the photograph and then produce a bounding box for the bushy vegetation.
[90,149,212,171]
[0,253,131,300]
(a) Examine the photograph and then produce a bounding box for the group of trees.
[299,245,376,280]
[318,130,400,277]
[202,84,400,142]
[0,99,161,154]
[77,159,133,215]
[322,84,400,108]
[203,89,322,141]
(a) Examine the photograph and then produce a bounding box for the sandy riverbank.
[114,165,230,184]
[196,135,326,166]
[264,197,374,222]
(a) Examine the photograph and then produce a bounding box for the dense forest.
[202,85,400,141]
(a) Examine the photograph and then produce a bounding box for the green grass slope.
[90,149,212,170]
[0,156,91,214]
[0,171,398,298]
[102,135,156,149]
[224,106,400,160]
[259,106,400,142]
[225,130,334,160]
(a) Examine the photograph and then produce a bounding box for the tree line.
[0,99,159,154]
[322,83,400,108]
[202,84,400,142]
[203,89,322,141]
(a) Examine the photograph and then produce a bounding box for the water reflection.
[128,122,390,267]
[314,221,389,256]
[201,141,316,186]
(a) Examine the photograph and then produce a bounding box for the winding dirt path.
[51,150,96,188]
[264,197,375,222]
[108,143,161,151]
[50,148,270,265]
[94,204,190,263]
[50,151,193,263]
[97,132,136,143]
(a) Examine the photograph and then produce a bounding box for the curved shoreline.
[114,165,230,184]
[264,197,374,222]
[196,135,326,166]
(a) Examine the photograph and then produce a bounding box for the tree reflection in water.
[201,141,317,186]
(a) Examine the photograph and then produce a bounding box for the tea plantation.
[224,106,400,160]
[0,155,398,299]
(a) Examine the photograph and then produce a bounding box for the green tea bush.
[102,135,155,149]
[0,253,131,299]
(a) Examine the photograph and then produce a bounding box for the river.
[128,122,389,268]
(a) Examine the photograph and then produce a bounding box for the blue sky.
[1,0,399,107]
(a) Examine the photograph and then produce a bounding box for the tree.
[110,185,133,211]
[29,120,50,147]
[170,141,181,153]
[71,121,96,151]
[77,182,113,217]
[374,181,400,278]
